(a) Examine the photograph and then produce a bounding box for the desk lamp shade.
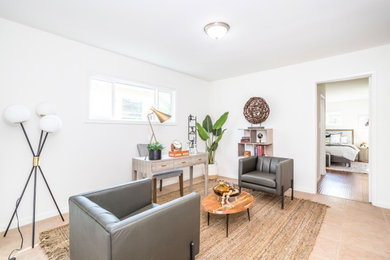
[40,115,62,133]
[150,107,171,123]
[4,105,31,123]
[36,102,57,116]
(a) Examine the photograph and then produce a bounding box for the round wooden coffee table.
[201,191,254,237]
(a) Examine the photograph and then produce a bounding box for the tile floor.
[1,177,389,260]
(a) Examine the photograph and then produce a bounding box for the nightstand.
[359,147,369,163]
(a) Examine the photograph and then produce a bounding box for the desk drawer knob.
[161,164,167,167]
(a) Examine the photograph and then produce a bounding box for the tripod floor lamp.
[3,103,64,248]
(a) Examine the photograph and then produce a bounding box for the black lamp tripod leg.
[32,167,37,248]
[20,123,36,156]
[38,166,64,221]
[38,132,48,156]
[3,166,35,237]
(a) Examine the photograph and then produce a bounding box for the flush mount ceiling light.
[204,22,230,40]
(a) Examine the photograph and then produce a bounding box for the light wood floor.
[1,177,390,260]
[318,171,369,202]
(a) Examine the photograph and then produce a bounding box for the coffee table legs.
[226,214,229,237]
[207,210,250,237]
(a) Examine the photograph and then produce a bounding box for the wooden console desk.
[132,152,209,196]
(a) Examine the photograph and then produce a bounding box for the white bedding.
[326,144,360,161]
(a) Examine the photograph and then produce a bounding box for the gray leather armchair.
[238,156,294,209]
[69,179,200,260]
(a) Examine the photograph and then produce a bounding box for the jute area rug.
[40,181,328,260]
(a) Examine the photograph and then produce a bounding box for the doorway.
[316,77,370,202]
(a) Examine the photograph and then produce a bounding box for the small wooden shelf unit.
[238,128,273,157]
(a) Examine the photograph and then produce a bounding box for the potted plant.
[147,142,164,160]
[196,112,229,179]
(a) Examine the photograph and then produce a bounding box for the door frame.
[315,72,375,203]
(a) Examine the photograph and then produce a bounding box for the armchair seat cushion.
[241,171,276,188]
[120,203,159,220]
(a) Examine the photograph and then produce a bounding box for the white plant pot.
[208,163,218,180]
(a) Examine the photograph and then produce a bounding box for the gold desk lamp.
[145,107,171,159]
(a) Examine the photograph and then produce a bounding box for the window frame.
[87,75,176,125]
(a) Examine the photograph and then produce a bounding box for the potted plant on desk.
[196,112,229,179]
[147,142,164,160]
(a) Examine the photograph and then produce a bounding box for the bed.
[325,129,360,167]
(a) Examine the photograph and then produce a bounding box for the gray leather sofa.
[69,179,200,260]
[238,156,294,209]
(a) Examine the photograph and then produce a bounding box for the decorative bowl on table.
[213,180,240,207]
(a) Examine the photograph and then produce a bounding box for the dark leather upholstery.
[239,156,294,208]
[69,178,200,260]
[240,171,276,188]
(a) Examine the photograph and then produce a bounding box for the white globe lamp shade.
[4,105,31,124]
[36,102,57,116]
[40,115,62,133]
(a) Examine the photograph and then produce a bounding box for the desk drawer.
[192,156,207,164]
[174,158,193,168]
[151,161,173,172]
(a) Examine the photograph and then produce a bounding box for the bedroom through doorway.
[316,77,370,202]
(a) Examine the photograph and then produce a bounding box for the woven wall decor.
[243,97,270,124]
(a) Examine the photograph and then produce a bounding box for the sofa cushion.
[120,203,159,220]
[241,171,276,188]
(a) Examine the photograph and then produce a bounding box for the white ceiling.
[1,0,390,81]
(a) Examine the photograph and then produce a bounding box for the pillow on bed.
[340,136,348,144]
[330,134,341,144]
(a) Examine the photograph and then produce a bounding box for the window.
[89,77,175,123]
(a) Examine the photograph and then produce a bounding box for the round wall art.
[243,97,270,124]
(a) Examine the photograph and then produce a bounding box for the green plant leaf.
[211,142,218,151]
[214,129,227,144]
[212,128,222,136]
[202,115,213,133]
[212,112,229,130]
[147,142,164,150]
[196,123,209,141]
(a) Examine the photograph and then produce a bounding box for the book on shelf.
[240,136,250,143]
[256,145,264,156]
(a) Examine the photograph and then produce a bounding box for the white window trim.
[87,75,177,125]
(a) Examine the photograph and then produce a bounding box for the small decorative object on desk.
[168,140,190,157]
[171,140,182,151]
[188,114,198,154]
[147,142,164,160]
[213,180,240,208]
[360,142,367,148]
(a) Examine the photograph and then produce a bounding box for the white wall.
[325,78,369,145]
[210,44,390,209]
[326,99,369,145]
[0,19,210,231]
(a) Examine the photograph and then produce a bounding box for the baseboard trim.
[372,201,390,209]
[0,207,68,233]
